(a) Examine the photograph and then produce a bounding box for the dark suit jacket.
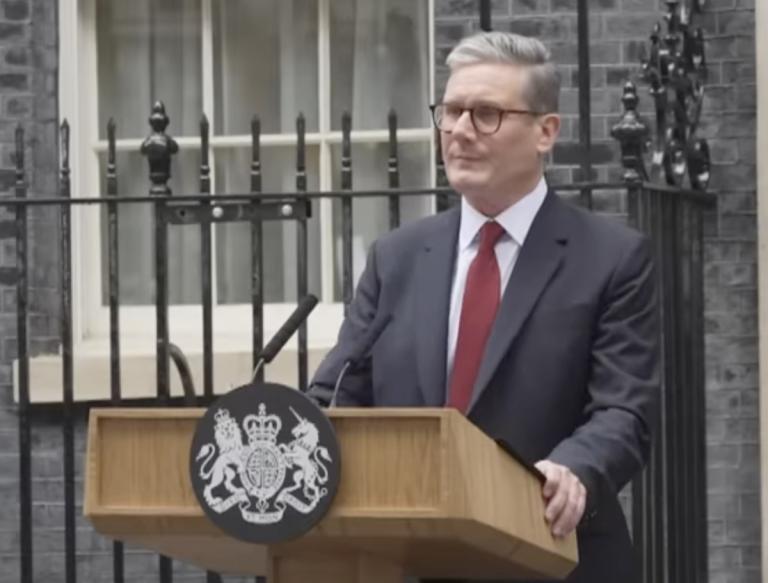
[309,191,660,583]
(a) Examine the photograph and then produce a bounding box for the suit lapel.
[415,206,461,406]
[467,191,570,413]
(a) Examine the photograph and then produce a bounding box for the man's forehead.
[443,62,528,103]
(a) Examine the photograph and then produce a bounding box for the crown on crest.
[243,404,282,444]
[214,408,236,428]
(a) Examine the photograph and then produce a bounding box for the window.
[61,0,435,348]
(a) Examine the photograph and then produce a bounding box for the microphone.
[251,294,319,382]
[329,312,393,408]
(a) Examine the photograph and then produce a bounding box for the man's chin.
[446,172,486,195]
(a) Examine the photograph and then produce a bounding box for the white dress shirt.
[446,177,548,380]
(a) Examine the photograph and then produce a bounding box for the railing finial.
[140,101,179,196]
[612,1,709,190]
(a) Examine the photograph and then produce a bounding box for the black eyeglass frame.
[429,103,545,135]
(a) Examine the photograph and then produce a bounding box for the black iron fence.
[2,101,714,583]
[629,182,712,583]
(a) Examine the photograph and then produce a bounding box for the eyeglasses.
[429,103,542,136]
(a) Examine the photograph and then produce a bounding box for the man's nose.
[451,109,476,139]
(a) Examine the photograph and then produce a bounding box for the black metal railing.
[629,183,712,583]
[611,1,713,580]
[1,111,714,583]
[0,1,715,583]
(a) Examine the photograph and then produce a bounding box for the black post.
[663,194,682,583]
[251,117,265,381]
[387,109,401,230]
[140,100,178,583]
[629,188,647,582]
[251,114,267,583]
[296,114,310,391]
[691,203,708,583]
[631,458,650,583]
[15,124,33,583]
[200,116,221,583]
[630,186,666,583]
[577,0,593,207]
[340,112,353,313]
[59,120,77,583]
[105,118,125,583]
[479,0,492,31]
[435,131,452,211]
[106,120,121,406]
[200,115,214,404]
[650,188,666,583]
[677,197,694,583]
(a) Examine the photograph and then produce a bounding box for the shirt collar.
[458,176,548,251]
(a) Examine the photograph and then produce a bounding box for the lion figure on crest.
[280,408,332,503]
[196,408,245,506]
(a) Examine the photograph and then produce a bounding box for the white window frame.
[29,0,436,403]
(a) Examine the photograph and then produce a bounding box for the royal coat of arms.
[194,402,334,525]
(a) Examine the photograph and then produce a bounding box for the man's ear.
[536,113,561,155]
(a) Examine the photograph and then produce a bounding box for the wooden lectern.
[85,408,578,582]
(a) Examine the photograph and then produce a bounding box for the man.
[309,31,659,583]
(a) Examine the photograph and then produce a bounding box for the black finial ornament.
[611,83,650,184]
[140,101,179,196]
[612,0,710,190]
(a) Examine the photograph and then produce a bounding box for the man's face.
[440,62,560,210]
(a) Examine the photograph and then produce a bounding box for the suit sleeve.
[307,241,381,407]
[547,234,660,519]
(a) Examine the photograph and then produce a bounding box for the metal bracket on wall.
[160,199,312,225]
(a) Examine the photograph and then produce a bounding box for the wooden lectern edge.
[90,516,576,581]
[88,407,208,419]
[85,507,444,517]
[83,408,100,516]
[87,406,460,419]
[85,505,576,576]
[458,515,577,578]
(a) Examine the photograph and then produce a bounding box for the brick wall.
[0,0,759,581]
[1,0,63,579]
[436,1,760,582]
[698,0,761,577]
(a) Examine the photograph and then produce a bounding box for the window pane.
[97,0,202,140]
[330,141,432,300]
[212,0,319,135]
[330,0,430,131]
[214,147,322,303]
[100,150,203,305]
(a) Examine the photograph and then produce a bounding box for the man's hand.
[534,460,587,538]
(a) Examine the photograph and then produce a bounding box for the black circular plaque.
[189,382,341,544]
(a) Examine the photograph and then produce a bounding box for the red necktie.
[447,221,506,413]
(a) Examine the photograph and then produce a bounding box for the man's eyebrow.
[442,99,506,108]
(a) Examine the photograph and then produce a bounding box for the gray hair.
[446,31,560,114]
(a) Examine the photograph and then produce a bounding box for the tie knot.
[479,221,505,252]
